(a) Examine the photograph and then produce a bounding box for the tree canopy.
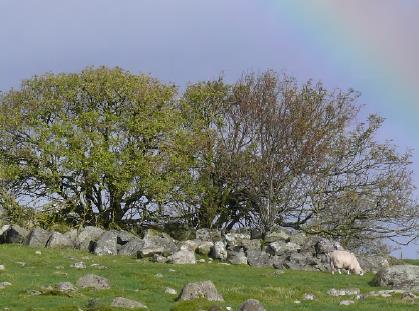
[0,67,417,245]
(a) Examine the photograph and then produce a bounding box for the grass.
[0,244,416,310]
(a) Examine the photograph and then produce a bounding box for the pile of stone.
[0,223,391,272]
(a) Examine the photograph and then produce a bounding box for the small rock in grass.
[178,280,224,301]
[26,289,42,296]
[55,282,77,293]
[76,274,110,290]
[339,300,355,306]
[198,259,206,263]
[16,262,26,267]
[226,307,232,311]
[154,273,163,278]
[91,263,107,270]
[327,288,360,296]
[0,282,12,289]
[165,287,177,295]
[169,269,176,272]
[35,251,42,255]
[0,265,5,271]
[111,297,147,309]
[303,293,315,301]
[237,299,265,311]
[55,265,64,270]
[293,300,301,304]
[71,262,86,269]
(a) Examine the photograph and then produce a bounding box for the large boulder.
[283,252,318,271]
[357,255,390,273]
[0,224,29,244]
[235,239,261,252]
[264,230,290,243]
[168,249,196,264]
[197,241,214,256]
[111,297,147,309]
[224,232,251,247]
[211,241,228,261]
[138,229,178,258]
[266,241,300,256]
[227,249,248,265]
[118,239,144,256]
[76,226,105,251]
[25,227,52,247]
[246,250,272,267]
[373,265,419,292]
[314,238,336,256]
[46,231,74,248]
[109,230,137,245]
[93,231,118,256]
[178,280,224,301]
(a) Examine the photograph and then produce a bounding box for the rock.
[315,238,335,255]
[46,231,74,248]
[357,255,390,273]
[179,240,199,252]
[236,239,261,251]
[0,224,29,244]
[55,282,77,293]
[165,287,177,295]
[373,265,419,292]
[71,262,86,269]
[178,280,224,301]
[197,241,214,256]
[63,228,78,242]
[25,228,52,247]
[76,226,105,251]
[139,229,178,257]
[35,250,42,255]
[196,229,222,241]
[207,306,222,311]
[152,254,168,263]
[76,274,110,290]
[224,232,251,247]
[164,221,195,241]
[237,299,265,311]
[93,231,118,256]
[246,250,272,267]
[327,288,361,296]
[154,273,163,278]
[110,230,137,245]
[0,281,12,289]
[211,241,227,261]
[168,249,196,264]
[111,297,147,309]
[283,252,318,271]
[266,241,287,256]
[227,249,248,265]
[118,239,144,256]
[289,232,307,246]
[264,230,290,243]
[339,300,355,306]
[303,293,316,301]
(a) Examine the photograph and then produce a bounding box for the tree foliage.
[0,67,417,243]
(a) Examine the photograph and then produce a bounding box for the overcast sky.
[0,0,418,258]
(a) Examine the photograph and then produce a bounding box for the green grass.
[0,244,416,310]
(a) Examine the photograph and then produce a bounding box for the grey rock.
[373,265,419,292]
[211,241,228,261]
[152,254,168,263]
[266,241,287,256]
[168,249,196,264]
[357,255,390,273]
[55,282,77,293]
[25,227,52,247]
[178,280,224,301]
[118,239,144,256]
[197,241,214,255]
[179,240,199,252]
[289,232,307,246]
[0,224,29,244]
[264,230,290,243]
[303,293,316,301]
[111,297,147,309]
[315,238,335,255]
[224,232,251,247]
[0,282,12,289]
[107,229,137,245]
[71,261,86,269]
[46,232,74,248]
[196,229,222,241]
[93,231,118,256]
[227,249,248,265]
[236,239,261,251]
[237,299,265,311]
[327,288,361,296]
[139,229,178,257]
[63,229,78,242]
[77,274,110,289]
[339,300,355,306]
[165,287,177,295]
[246,250,272,267]
[76,226,105,251]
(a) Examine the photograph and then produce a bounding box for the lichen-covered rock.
[195,229,222,241]
[224,232,251,247]
[179,240,199,252]
[197,241,214,256]
[227,249,248,265]
[139,229,178,257]
[76,226,105,251]
[46,231,74,248]
[314,238,335,255]
[0,224,29,244]
[211,241,227,261]
[118,239,144,256]
[373,265,419,292]
[93,231,118,256]
[111,297,147,309]
[236,239,261,251]
[246,250,272,267]
[327,288,361,296]
[264,230,290,243]
[25,228,52,247]
[237,299,265,311]
[178,280,224,301]
[168,249,196,264]
[357,255,390,273]
[76,274,110,289]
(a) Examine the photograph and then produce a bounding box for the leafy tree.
[0,67,194,228]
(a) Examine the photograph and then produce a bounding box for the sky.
[0,0,418,258]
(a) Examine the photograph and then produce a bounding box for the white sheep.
[328,250,364,275]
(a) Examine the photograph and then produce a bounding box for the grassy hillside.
[0,244,416,310]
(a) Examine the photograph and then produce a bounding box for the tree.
[182,71,418,242]
[0,67,194,228]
